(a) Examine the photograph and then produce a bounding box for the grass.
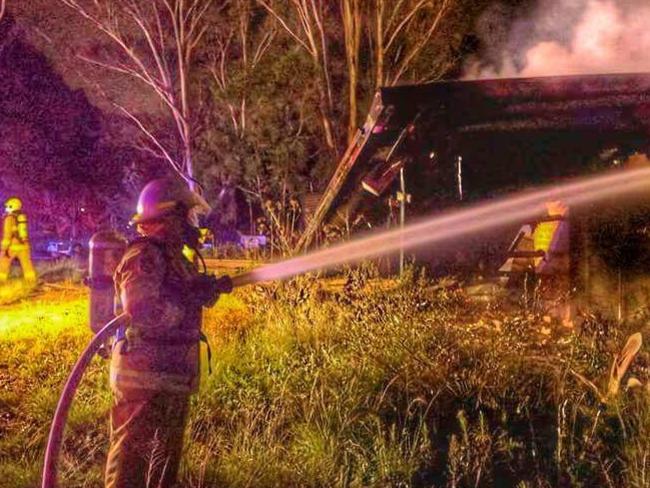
[2,268,650,487]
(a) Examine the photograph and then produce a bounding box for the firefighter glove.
[215,275,233,294]
[192,274,223,308]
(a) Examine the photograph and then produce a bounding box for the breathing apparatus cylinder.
[87,231,127,334]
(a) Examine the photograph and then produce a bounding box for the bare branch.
[385,0,407,33]
[60,0,212,185]
[391,0,452,84]
[125,3,172,91]
[252,28,276,67]
[384,0,428,51]
[76,54,137,78]
[311,0,333,109]
[257,0,311,52]
[115,103,191,185]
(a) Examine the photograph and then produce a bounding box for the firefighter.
[105,178,232,488]
[0,197,36,282]
[500,200,571,324]
[534,201,572,324]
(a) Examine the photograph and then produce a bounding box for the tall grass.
[2,270,650,486]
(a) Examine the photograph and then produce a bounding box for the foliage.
[0,13,150,239]
[7,1,496,240]
[3,273,650,486]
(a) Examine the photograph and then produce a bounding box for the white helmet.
[132,178,210,224]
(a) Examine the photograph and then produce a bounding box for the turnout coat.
[110,239,203,395]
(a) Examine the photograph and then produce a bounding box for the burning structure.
[300,72,650,321]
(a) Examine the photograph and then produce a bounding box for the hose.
[42,272,252,487]
[231,272,255,288]
[41,313,130,488]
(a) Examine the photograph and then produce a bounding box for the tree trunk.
[343,0,361,144]
[374,0,384,88]
[317,82,337,152]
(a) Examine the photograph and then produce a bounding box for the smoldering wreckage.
[3,72,650,486]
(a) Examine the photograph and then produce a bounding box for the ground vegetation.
[2,268,650,487]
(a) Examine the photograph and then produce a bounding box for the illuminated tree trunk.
[342,0,361,144]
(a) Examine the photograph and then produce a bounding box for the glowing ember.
[234,167,650,287]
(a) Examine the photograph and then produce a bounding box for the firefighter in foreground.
[0,196,36,282]
[105,178,232,488]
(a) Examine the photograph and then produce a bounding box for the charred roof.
[379,72,650,134]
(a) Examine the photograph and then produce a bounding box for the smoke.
[466,0,650,79]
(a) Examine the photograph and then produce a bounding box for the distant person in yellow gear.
[0,197,36,282]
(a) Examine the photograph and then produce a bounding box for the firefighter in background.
[500,200,572,324]
[0,197,36,282]
[105,178,232,488]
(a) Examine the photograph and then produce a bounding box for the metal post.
[617,267,623,323]
[457,155,463,201]
[399,167,406,276]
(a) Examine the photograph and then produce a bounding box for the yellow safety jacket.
[500,213,570,275]
[110,239,203,395]
[1,212,30,254]
[532,215,570,275]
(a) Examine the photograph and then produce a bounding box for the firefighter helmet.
[4,197,22,214]
[544,200,568,217]
[132,178,209,224]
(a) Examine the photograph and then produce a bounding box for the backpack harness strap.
[111,236,213,374]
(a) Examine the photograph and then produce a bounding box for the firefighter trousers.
[105,390,190,488]
[0,247,36,281]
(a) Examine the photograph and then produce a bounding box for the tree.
[0,12,126,238]
[341,0,361,144]
[209,0,277,140]
[342,0,458,141]
[258,0,339,155]
[59,0,215,189]
[192,0,473,246]
[368,0,456,88]
[261,0,462,161]
[18,0,479,241]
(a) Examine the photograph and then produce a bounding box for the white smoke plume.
[466,0,650,79]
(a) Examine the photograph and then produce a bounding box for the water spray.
[43,166,650,487]
[233,166,650,287]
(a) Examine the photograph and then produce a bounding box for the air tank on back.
[87,230,127,334]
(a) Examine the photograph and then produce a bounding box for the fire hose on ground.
[41,313,129,488]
